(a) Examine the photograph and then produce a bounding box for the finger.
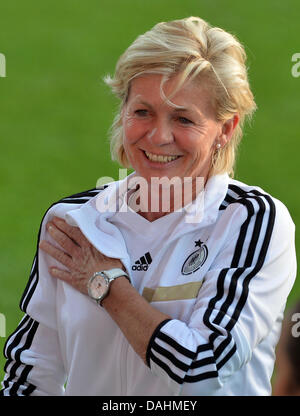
[47,222,80,256]
[39,240,73,270]
[49,267,72,284]
[50,268,87,295]
[52,217,89,247]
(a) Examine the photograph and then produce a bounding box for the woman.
[1,16,296,396]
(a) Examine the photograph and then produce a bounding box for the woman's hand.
[39,216,125,295]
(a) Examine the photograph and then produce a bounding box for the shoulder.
[46,184,110,212]
[37,185,110,229]
[219,178,295,235]
[52,185,108,206]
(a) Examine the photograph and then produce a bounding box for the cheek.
[191,129,218,160]
[177,131,210,159]
[123,117,148,144]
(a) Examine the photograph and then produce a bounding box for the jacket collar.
[65,172,229,264]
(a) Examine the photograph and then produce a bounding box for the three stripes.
[147,184,276,386]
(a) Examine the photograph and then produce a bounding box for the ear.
[219,114,240,147]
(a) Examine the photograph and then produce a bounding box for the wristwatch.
[87,268,130,307]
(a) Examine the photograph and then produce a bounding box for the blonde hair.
[104,16,257,177]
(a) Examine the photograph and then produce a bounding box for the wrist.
[101,275,132,308]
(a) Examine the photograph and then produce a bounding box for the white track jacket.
[0,173,297,396]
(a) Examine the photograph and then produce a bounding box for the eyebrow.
[136,99,201,115]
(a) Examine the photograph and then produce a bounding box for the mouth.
[143,151,181,163]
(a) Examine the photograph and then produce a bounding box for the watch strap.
[102,268,130,283]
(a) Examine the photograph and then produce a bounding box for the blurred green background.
[0,0,299,386]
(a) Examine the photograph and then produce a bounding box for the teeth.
[145,151,179,163]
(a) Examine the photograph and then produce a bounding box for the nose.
[147,117,174,146]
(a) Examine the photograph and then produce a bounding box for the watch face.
[88,275,108,300]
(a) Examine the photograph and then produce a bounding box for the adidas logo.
[132,252,152,271]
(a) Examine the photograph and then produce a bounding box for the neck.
[126,176,206,222]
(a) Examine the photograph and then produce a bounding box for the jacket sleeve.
[0,314,66,396]
[1,208,67,395]
[1,186,113,396]
[1,188,101,396]
[146,192,297,395]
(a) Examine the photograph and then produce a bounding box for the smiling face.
[122,73,226,186]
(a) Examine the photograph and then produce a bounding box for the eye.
[134,109,149,117]
[177,116,193,125]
